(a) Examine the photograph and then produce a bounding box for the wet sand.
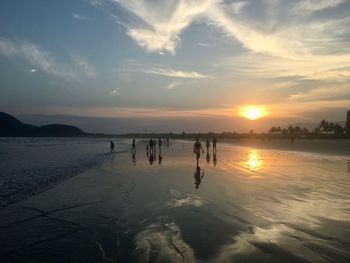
[216,138,350,156]
[0,140,349,262]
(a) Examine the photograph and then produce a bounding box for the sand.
[0,140,349,262]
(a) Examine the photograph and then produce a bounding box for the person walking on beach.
[206,138,210,153]
[158,138,162,153]
[154,139,157,154]
[193,138,204,165]
[132,138,136,154]
[149,139,154,155]
[110,140,115,153]
[213,137,217,154]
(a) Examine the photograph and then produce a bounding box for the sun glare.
[244,149,264,171]
[239,105,268,120]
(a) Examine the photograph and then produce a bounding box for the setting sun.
[239,105,268,120]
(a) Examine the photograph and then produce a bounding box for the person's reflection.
[149,151,155,165]
[132,152,136,166]
[206,151,210,164]
[347,160,350,173]
[110,153,115,167]
[213,152,217,167]
[159,152,162,165]
[194,165,204,189]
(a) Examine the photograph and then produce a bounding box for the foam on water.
[0,137,127,207]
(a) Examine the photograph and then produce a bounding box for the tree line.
[269,119,350,138]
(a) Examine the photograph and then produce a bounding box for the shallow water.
[100,141,350,262]
[0,137,128,207]
[0,139,349,262]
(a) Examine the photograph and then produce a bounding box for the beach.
[0,138,350,262]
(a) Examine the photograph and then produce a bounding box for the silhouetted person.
[206,138,210,153]
[194,165,204,189]
[153,139,157,154]
[206,151,210,164]
[213,137,217,153]
[193,138,204,165]
[149,139,154,155]
[158,138,162,153]
[132,138,136,154]
[146,144,149,156]
[291,137,294,145]
[110,140,115,153]
[213,152,217,167]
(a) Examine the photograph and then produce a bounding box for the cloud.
[0,38,18,55]
[198,42,211,47]
[165,81,181,90]
[107,0,350,60]
[288,83,350,102]
[226,1,248,14]
[0,38,96,80]
[111,88,120,95]
[113,62,211,80]
[71,54,97,78]
[90,0,103,6]
[110,0,216,54]
[293,0,346,13]
[304,69,350,82]
[72,13,90,20]
[143,66,212,79]
[219,52,350,80]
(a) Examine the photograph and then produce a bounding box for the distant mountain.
[0,112,86,137]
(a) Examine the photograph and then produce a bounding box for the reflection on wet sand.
[132,152,136,166]
[194,165,204,189]
[159,153,162,165]
[134,222,196,263]
[213,152,217,167]
[243,149,264,171]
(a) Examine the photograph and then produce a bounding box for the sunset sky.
[1,0,350,133]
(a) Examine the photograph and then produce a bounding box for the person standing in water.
[153,139,157,154]
[193,138,204,165]
[158,138,162,153]
[149,139,154,155]
[132,138,136,154]
[213,137,217,154]
[206,138,210,153]
[110,140,115,153]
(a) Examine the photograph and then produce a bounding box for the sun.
[239,105,268,120]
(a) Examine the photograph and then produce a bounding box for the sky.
[0,0,350,133]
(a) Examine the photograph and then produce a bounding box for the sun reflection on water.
[244,149,263,171]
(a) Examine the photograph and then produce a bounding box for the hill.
[0,112,86,137]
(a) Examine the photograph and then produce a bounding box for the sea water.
[0,137,127,207]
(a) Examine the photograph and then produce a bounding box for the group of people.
[110,137,218,189]
[192,137,218,189]
[193,137,217,165]
[146,138,164,155]
[110,136,218,167]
